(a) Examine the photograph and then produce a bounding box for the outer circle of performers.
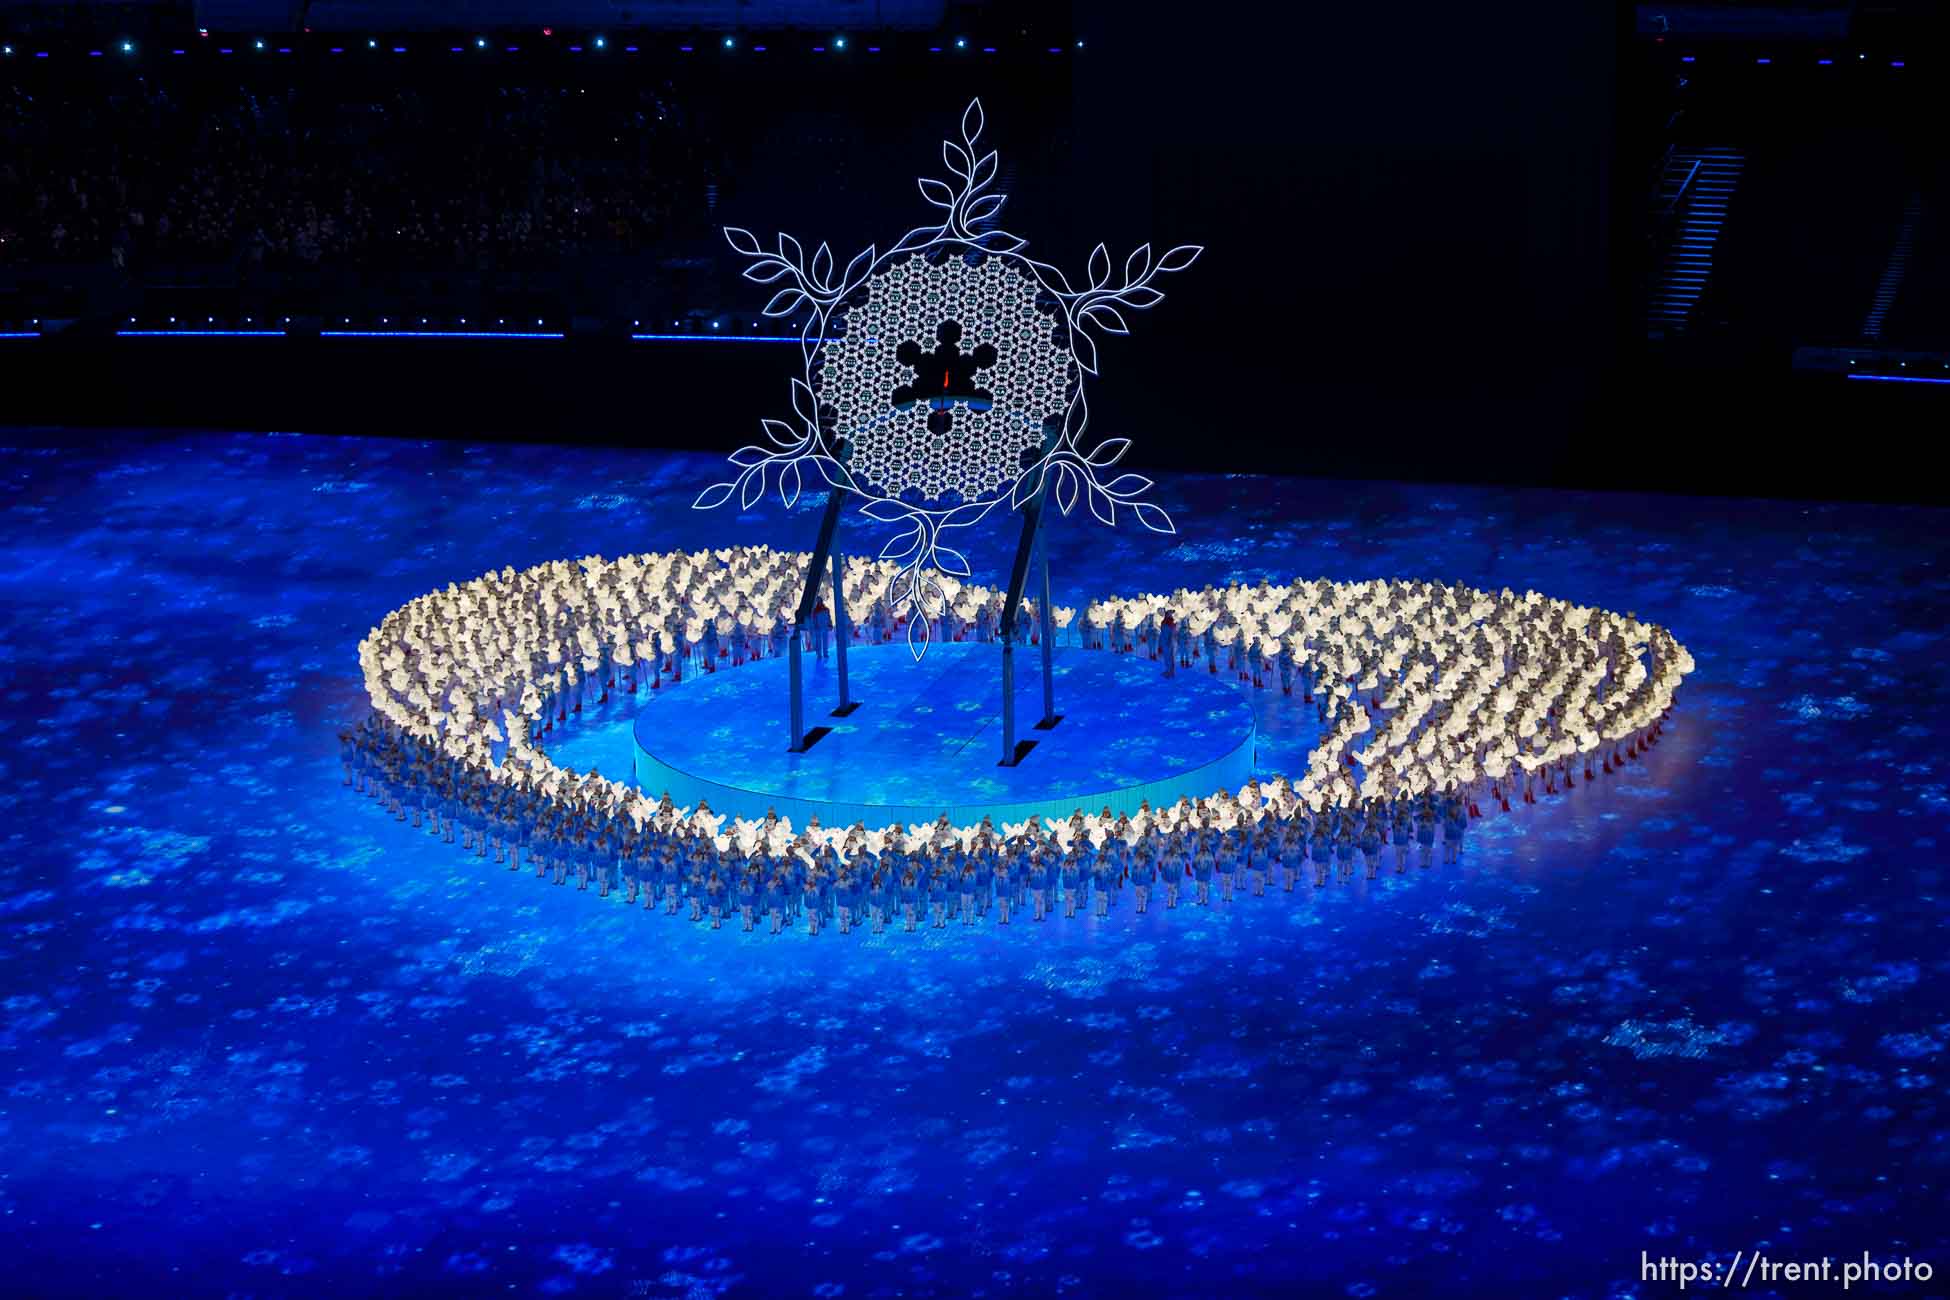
[348,547,1693,934]
[342,722,1550,934]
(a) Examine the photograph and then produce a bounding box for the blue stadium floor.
[2,429,1945,1299]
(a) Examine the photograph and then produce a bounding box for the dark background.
[4,1,1945,503]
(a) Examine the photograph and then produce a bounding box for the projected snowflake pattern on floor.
[693,99,1202,657]
[23,432,1950,1300]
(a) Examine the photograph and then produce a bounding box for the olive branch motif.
[695,98,1201,658]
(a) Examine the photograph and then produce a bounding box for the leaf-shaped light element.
[1082,303,1129,335]
[790,378,818,424]
[1134,502,1176,534]
[1054,462,1079,515]
[965,194,1006,225]
[961,98,985,145]
[970,151,998,190]
[1157,244,1204,272]
[762,288,806,317]
[1124,243,1153,285]
[1086,480,1117,527]
[808,453,851,490]
[728,444,771,468]
[724,227,762,256]
[1009,457,1050,509]
[841,244,876,290]
[1103,472,1155,497]
[738,466,765,510]
[935,545,972,578]
[918,177,956,208]
[779,460,802,510]
[859,497,914,523]
[693,481,737,510]
[943,139,971,177]
[880,523,923,562]
[742,259,794,284]
[761,418,800,449]
[906,610,932,661]
[1118,285,1165,309]
[811,242,834,288]
[1086,437,1132,467]
[1071,326,1099,375]
[778,232,805,267]
[938,497,999,532]
[1087,242,1111,289]
[976,230,1028,254]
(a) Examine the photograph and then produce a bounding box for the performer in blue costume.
[1310,811,1332,887]
[1443,787,1468,865]
[1192,837,1215,907]
[1360,805,1383,880]
[811,601,833,664]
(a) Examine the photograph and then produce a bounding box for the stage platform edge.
[631,643,1256,830]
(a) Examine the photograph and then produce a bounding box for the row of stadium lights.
[3,315,810,341]
[11,321,1950,371]
[2,34,1085,58]
[61,315,807,340]
[1676,53,1907,67]
[10,323,1950,370]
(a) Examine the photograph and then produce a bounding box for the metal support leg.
[787,482,849,751]
[832,549,855,716]
[788,630,806,752]
[998,492,1046,766]
[1001,637,1017,761]
[995,429,1065,765]
[1036,516,1057,728]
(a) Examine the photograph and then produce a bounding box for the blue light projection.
[2,431,1944,1298]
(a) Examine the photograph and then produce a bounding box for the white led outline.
[693,98,1203,658]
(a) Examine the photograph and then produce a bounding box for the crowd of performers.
[345,725,1508,932]
[349,546,1693,932]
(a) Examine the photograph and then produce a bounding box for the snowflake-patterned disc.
[827,255,1066,503]
[694,98,1202,658]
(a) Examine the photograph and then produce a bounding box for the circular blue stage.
[631,644,1256,828]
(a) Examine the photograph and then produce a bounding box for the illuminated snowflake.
[694,99,1202,657]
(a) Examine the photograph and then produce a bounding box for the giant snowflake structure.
[694,98,1202,657]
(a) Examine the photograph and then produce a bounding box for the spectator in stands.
[0,78,697,272]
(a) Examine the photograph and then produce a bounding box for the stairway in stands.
[1647,147,1745,336]
[1860,194,1923,341]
